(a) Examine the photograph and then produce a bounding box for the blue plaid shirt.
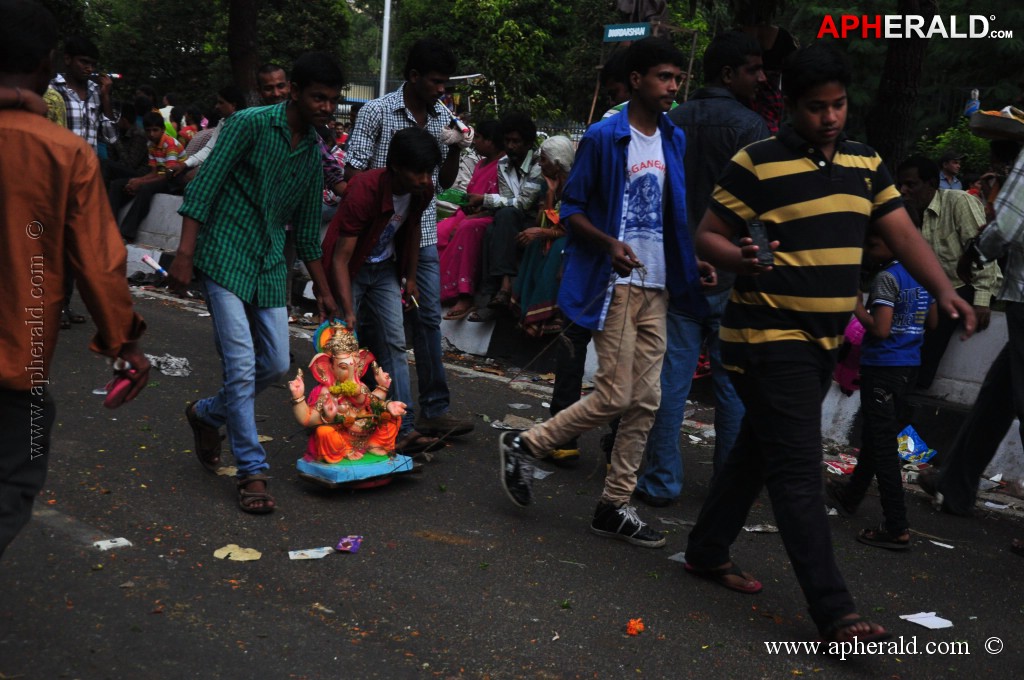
[344,86,450,247]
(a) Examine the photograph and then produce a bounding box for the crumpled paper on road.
[213,544,262,561]
[145,353,193,377]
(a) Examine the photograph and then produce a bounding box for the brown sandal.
[185,402,221,472]
[237,474,275,514]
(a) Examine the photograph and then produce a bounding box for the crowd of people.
[3,0,1024,648]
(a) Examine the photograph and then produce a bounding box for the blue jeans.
[636,289,744,499]
[411,244,450,419]
[194,275,290,477]
[352,259,414,438]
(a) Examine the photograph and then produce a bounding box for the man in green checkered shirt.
[168,52,344,514]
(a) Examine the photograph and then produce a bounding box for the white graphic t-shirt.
[367,193,412,263]
[616,126,666,289]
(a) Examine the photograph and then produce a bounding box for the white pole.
[379,0,392,97]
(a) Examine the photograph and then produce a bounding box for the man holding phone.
[683,43,975,644]
[48,35,117,153]
[498,38,710,548]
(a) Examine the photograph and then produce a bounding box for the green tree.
[89,0,350,111]
[915,117,991,176]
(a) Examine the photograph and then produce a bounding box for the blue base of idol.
[297,454,415,485]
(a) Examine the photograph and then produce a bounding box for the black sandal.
[62,307,86,324]
[857,526,910,551]
[487,289,512,310]
[237,474,275,514]
[467,307,498,323]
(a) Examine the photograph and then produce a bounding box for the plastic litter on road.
[899,612,953,629]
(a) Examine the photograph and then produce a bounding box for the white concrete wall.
[122,194,184,276]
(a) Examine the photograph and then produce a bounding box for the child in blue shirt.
[827,232,937,550]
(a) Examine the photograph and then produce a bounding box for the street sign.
[603,23,651,42]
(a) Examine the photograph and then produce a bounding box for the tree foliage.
[915,117,991,176]
[47,0,1024,155]
[82,0,350,112]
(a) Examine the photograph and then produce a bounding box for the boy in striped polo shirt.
[682,44,975,643]
[108,111,186,241]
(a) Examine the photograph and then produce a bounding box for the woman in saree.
[438,120,505,320]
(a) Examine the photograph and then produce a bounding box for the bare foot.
[825,614,889,643]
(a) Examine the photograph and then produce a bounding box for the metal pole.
[379,0,392,97]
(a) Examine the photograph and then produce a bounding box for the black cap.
[939,150,966,163]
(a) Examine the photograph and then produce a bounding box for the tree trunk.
[865,0,937,171]
[227,0,261,104]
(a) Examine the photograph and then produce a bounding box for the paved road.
[1,292,1022,679]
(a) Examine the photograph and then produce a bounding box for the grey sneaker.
[590,502,666,548]
[499,431,535,507]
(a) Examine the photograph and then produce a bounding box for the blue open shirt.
[558,104,708,330]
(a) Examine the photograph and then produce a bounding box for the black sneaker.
[590,501,666,548]
[499,431,535,507]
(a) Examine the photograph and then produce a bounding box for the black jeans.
[938,301,1024,514]
[109,174,187,240]
[845,365,916,534]
[0,389,55,559]
[549,322,593,449]
[917,285,974,389]
[478,206,529,299]
[685,345,855,633]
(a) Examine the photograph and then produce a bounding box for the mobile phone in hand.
[747,220,774,267]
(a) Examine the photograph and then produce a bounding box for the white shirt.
[616,126,666,289]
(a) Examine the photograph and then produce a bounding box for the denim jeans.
[194,275,290,477]
[685,345,855,634]
[845,365,915,534]
[636,289,744,499]
[411,244,450,419]
[352,259,414,438]
[937,301,1024,513]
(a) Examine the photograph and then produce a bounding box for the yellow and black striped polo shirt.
[709,126,903,372]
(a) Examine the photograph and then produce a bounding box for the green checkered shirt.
[179,103,322,307]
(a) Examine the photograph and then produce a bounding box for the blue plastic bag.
[897,425,936,464]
